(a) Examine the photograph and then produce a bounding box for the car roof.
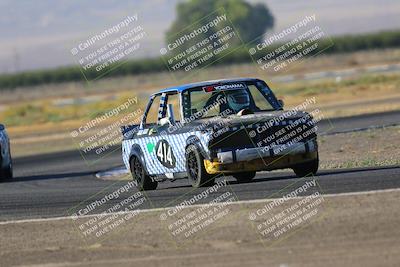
[151,77,261,96]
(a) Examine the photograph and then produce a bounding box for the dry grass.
[319,126,400,169]
[278,73,400,117]
[2,48,400,157]
[4,72,400,134]
[6,71,400,157]
[1,48,400,105]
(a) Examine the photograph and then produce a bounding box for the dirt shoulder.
[319,126,400,169]
[1,189,399,267]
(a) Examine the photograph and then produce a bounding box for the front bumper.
[204,141,318,174]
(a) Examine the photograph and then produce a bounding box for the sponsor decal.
[203,83,246,92]
[146,142,155,153]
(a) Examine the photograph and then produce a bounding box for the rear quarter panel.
[122,131,211,175]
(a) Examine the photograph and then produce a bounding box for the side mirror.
[278,99,284,109]
[0,124,4,131]
[159,117,170,127]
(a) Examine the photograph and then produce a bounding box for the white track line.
[1,187,399,225]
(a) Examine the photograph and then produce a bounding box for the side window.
[144,95,161,126]
[164,93,182,122]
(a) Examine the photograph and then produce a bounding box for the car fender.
[128,144,150,175]
[185,135,210,160]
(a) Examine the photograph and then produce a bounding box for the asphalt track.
[0,110,399,222]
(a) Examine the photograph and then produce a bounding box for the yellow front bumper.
[204,152,318,174]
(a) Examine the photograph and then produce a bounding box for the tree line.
[1,30,400,90]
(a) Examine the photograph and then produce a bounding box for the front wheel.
[293,158,319,177]
[130,156,157,191]
[185,145,215,188]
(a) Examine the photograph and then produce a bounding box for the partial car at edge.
[0,123,13,180]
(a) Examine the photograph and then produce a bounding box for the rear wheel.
[185,145,215,188]
[130,156,157,191]
[233,171,256,183]
[293,158,319,177]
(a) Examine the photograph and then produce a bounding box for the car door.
[138,93,181,175]
[135,94,163,175]
[155,92,187,175]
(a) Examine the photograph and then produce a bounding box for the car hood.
[194,110,311,128]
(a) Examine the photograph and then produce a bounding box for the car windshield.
[182,81,280,120]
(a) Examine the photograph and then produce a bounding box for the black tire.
[185,145,215,188]
[3,163,13,180]
[293,158,319,177]
[233,171,256,183]
[0,155,12,180]
[130,156,157,191]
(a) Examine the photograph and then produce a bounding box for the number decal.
[155,140,176,168]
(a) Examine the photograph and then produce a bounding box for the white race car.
[0,123,13,180]
[121,78,318,191]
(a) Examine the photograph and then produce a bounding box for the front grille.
[209,128,254,150]
[209,122,317,152]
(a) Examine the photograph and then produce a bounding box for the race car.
[0,123,13,180]
[121,78,318,190]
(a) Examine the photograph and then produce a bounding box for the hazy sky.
[0,0,399,73]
